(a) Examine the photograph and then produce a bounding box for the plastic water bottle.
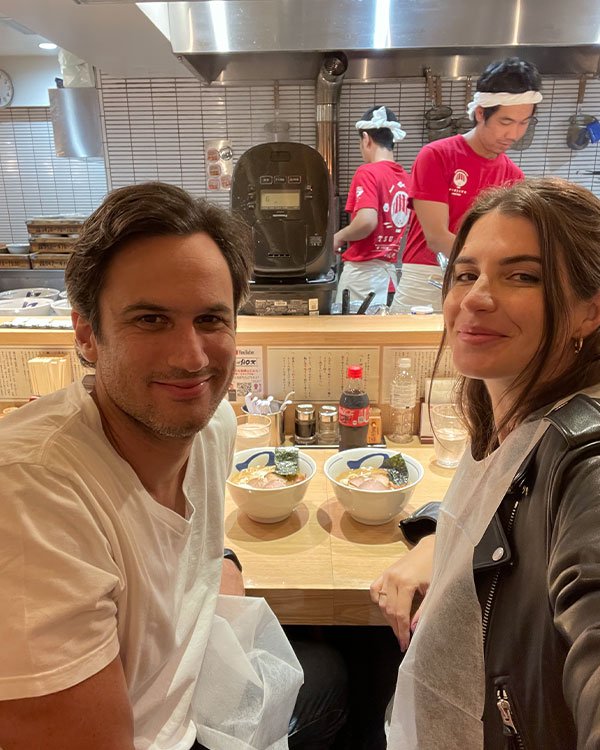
[388,357,416,444]
[338,365,370,451]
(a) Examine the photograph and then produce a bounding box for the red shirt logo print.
[453,169,469,188]
[389,188,410,229]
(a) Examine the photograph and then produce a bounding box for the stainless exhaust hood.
[162,0,600,84]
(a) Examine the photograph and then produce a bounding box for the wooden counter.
[225,441,452,626]
[0,313,445,348]
[0,315,451,419]
[236,314,445,347]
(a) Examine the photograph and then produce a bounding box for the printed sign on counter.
[267,347,379,401]
[230,346,263,400]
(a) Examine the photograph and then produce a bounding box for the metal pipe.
[315,52,347,186]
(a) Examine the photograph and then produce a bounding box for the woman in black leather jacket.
[376,177,600,749]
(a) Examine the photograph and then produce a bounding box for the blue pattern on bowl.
[346,452,392,469]
[235,450,275,471]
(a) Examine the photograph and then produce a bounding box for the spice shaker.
[318,404,339,445]
[294,403,317,445]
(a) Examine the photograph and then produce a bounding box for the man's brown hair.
[65,182,253,337]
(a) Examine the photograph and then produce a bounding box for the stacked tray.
[26,215,86,269]
[0,242,31,268]
[26,216,86,236]
[29,236,78,253]
[0,254,31,268]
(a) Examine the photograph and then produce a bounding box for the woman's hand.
[370,535,436,651]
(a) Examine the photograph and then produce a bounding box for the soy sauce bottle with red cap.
[338,365,370,451]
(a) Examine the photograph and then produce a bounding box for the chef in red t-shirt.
[334,105,411,306]
[390,57,542,313]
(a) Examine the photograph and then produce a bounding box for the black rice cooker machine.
[231,142,337,315]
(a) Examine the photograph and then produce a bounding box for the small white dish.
[0,287,60,301]
[6,244,30,255]
[0,297,53,316]
[50,298,72,315]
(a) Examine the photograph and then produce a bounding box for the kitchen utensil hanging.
[264,80,290,142]
[510,118,537,151]
[566,74,600,151]
[454,76,473,135]
[424,68,453,142]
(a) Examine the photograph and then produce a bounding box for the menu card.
[267,347,379,401]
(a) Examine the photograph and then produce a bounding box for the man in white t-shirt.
[0,183,347,750]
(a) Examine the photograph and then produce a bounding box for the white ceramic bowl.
[58,290,69,299]
[0,287,60,301]
[6,243,30,255]
[324,448,424,525]
[0,297,53,316]
[51,298,72,315]
[227,447,316,523]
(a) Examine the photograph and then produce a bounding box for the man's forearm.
[338,215,376,243]
[423,229,456,256]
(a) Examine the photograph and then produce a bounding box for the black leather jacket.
[474,394,600,750]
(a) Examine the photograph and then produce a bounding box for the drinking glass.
[235,414,271,452]
[430,403,468,468]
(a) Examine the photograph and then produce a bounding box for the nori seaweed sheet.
[381,453,409,486]
[274,446,300,476]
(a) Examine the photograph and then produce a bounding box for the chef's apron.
[389,263,442,313]
[335,260,397,306]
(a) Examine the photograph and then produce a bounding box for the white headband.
[355,105,407,142]
[466,90,543,118]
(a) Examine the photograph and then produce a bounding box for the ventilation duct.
[316,53,347,185]
[48,50,103,158]
[49,87,103,158]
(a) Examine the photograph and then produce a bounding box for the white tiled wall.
[2,73,600,244]
[0,108,107,242]
[100,75,317,210]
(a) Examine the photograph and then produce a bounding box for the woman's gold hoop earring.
[574,336,584,355]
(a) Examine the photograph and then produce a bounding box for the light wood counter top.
[234,314,445,347]
[0,313,445,348]
[225,441,452,626]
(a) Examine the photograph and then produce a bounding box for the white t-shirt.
[0,381,236,750]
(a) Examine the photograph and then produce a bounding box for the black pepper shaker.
[294,403,317,445]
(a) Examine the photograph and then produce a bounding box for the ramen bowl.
[227,447,316,523]
[324,448,424,525]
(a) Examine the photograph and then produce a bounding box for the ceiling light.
[39,42,58,50]
[373,0,391,49]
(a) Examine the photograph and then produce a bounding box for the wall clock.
[0,70,14,108]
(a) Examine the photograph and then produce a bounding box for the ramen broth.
[231,464,306,489]
[337,466,407,491]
